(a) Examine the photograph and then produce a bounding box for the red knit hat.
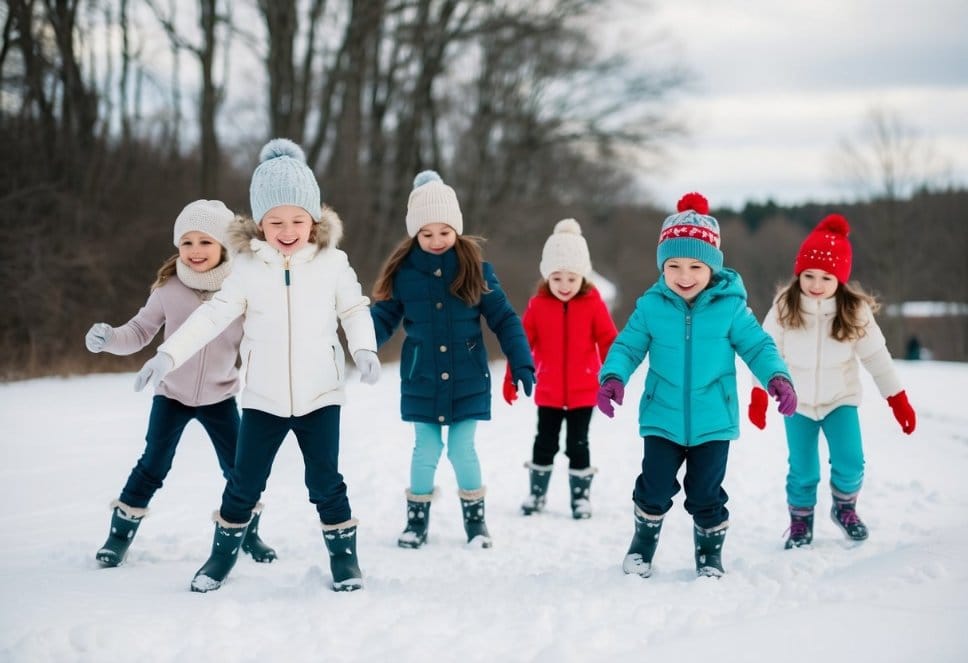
[794,214,853,284]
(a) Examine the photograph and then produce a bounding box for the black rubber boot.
[241,504,277,563]
[459,488,492,548]
[568,467,596,519]
[322,520,364,592]
[831,489,869,541]
[622,507,664,578]
[398,490,434,549]
[784,506,814,549]
[521,462,553,516]
[96,501,147,567]
[190,515,249,593]
[694,522,728,578]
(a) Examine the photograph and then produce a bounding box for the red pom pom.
[816,213,850,237]
[677,192,709,215]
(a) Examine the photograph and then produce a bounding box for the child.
[748,214,916,548]
[85,199,275,568]
[503,218,617,519]
[371,170,534,549]
[134,139,380,592]
[597,192,796,578]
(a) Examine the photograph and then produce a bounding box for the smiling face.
[259,205,314,255]
[547,270,583,302]
[662,258,712,302]
[798,268,839,299]
[178,231,223,272]
[416,222,457,254]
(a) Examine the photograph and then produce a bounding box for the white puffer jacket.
[159,208,377,417]
[762,293,902,421]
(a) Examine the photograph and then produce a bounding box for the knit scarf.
[176,258,232,293]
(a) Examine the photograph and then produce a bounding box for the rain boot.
[831,489,869,541]
[190,513,249,593]
[521,462,553,516]
[459,487,492,548]
[622,506,664,578]
[784,506,814,549]
[694,521,728,578]
[241,502,277,563]
[398,489,434,549]
[568,467,597,519]
[322,519,363,592]
[96,500,148,567]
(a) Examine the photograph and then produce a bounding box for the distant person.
[503,218,617,519]
[370,170,534,550]
[597,193,795,579]
[905,335,922,360]
[84,199,276,568]
[749,214,917,549]
[134,139,380,592]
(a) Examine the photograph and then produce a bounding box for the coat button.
[441,372,450,380]
[435,302,443,309]
[434,268,442,277]
[439,345,447,352]
[438,415,445,423]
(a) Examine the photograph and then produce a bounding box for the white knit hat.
[405,170,463,237]
[172,199,235,247]
[539,218,592,279]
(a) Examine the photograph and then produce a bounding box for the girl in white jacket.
[749,214,916,549]
[135,139,380,593]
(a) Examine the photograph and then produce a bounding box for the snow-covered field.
[2,360,966,662]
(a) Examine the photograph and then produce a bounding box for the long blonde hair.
[775,276,880,342]
[151,247,229,291]
[373,235,489,306]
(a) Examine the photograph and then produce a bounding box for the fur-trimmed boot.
[241,502,277,563]
[568,467,597,519]
[96,500,148,567]
[784,506,814,549]
[459,487,492,548]
[694,521,728,578]
[521,462,553,515]
[190,513,250,593]
[622,506,664,578]
[322,519,363,592]
[398,489,434,549]
[831,489,869,541]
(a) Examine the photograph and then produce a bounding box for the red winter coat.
[521,286,617,409]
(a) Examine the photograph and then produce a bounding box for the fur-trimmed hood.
[225,205,344,255]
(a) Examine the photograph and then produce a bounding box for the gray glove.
[85,323,114,353]
[134,353,174,392]
[353,350,381,385]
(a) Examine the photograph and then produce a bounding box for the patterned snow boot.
[459,487,492,548]
[398,489,434,549]
[241,503,277,563]
[568,467,597,519]
[322,519,364,592]
[694,521,728,578]
[96,501,148,567]
[784,506,814,549]
[520,462,553,516]
[622,506,664,578]
[190,513,249,593]
[831,490,869,541]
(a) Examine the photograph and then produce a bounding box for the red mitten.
[887,390,916,434]
[502,364,517,405]
[748,387,769,430]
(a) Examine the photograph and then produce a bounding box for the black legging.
[531,406,593,469]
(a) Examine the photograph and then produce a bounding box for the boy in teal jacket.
[597,193,797,578]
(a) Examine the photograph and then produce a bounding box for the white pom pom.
[413,170,443,189]
[259,138,306,164]
[553,218,582,235]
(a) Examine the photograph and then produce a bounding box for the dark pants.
[220,406,350,526]
[119,395,238,508]
[632,435,730,530]
[532,406,593,469]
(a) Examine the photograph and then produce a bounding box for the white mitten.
[134,353,175,392]
[353,350,381,385]
[85,323,114,353]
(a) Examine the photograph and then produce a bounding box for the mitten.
[596,378,625,418]
[887,390,916,434]
[133,352,174,392]
[353,350,381,385]
[85,323,114,353]
[511,366,535,398]
[502,364,517,405]
[767,376,798,416]
[748,386,769,430]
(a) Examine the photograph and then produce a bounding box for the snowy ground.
[1,360,967,662]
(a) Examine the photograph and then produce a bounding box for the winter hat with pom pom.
[173,199,234,248]
[794,213,853,283]
[540,218,592,279]
[406,170,463,237]
[250,138,321,223]
[656,192,723,273]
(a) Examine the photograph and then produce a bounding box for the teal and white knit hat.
[656,192,723,273]
[249,138,321,222]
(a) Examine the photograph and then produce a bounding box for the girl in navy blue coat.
[371,171,534,549]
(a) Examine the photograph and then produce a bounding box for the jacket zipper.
[813,298,822,405]
[562,301,569,410]
[684,311,693,445]
[285,256,294,414]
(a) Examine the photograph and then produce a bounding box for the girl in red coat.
[504,218,618,518]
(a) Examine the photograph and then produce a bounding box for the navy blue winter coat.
[371,246,533,424]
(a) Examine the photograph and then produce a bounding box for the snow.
[1,360,967,662]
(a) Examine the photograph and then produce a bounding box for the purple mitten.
[596,378,625,418]
[767,376,797,416]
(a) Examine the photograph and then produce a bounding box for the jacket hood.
[226,206,344,255]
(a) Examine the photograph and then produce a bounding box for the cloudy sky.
[609,0,968,208]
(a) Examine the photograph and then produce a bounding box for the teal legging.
[784,406,864,508]
[410,420,481,495]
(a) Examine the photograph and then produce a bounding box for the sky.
[610,0,968,209]
[2,359,967,661]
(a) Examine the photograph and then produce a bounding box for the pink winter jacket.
[103,277,242,406]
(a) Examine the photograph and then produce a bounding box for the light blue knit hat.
[656,192,723,273]
[250,138,321,222]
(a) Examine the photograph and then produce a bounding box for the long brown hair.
[373,235,489,306]
[775,276,880,342]
[150,247,229,291]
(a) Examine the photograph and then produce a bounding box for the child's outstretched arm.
[334,257,380,384]
[85,290,167,355]
[479,264,534,384]
[854,303,915,434]
[729,303,797,417]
